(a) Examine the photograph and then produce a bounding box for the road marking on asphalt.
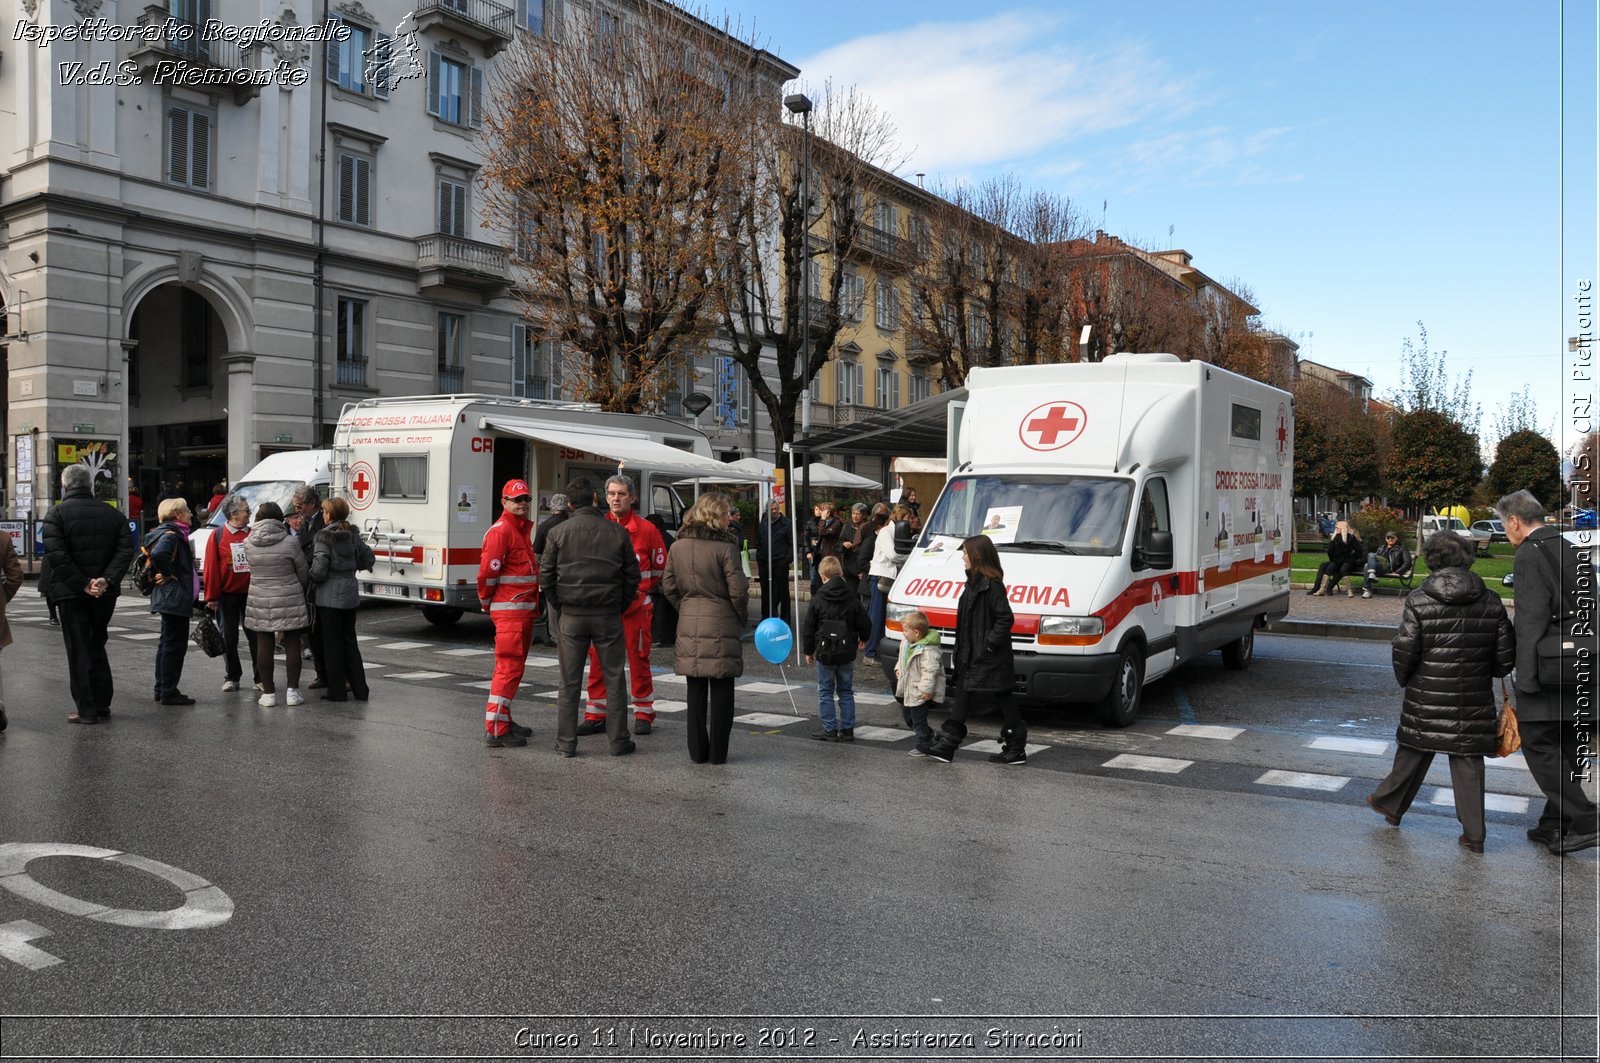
[737,682,793,694]
[1103,753,1192,773]
[1429,788,1532,815]
[848,725,913,742]
[1309,736,1391,756]
[385,671,453,681]
[460,680,494,690]
[438,648,493,657]
[104,626,131,633]
[121,633,162,640]
[651,700,687,714]
[0,921,62,970]
[0,843,234,933]
[1257,654,1390,670]
[357,635,377,642]
[1166,724,1244,741]
[524,656,558,668]
[651,672,686,684]
[968,739,1049,757]
[734,712,805,727]
[1255,770,1350,791]
[851,692,899,706]
[378,641,432,651]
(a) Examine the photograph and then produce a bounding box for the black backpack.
[130,528,176,597]
[815,616,855,665]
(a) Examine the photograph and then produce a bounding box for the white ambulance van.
[330,395,736,625]
[881,354,1293,726]
[193,449,332,578]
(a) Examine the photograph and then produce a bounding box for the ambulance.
[330,394,739,625]
[881,354,1293,726]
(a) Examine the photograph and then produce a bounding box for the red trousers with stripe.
[584,601,655,722]
[485,611,535,737]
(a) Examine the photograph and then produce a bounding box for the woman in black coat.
[1308,520,1363,596]
[1366,532,1514,852]
[924,534,1024,766]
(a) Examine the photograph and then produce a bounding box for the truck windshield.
[921,475,1133,556]
[206,480,304,527]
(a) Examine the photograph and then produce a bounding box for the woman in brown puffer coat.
[662,492,749,764]
[1367,532,1515,853]
[244,501,311,708]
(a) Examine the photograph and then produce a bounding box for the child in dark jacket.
[802,555,872,742]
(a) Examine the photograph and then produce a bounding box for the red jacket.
[205,523,253,600]
[611,510,666,613]
[477,509,538,613]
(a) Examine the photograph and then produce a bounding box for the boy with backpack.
[802,555,871,742]
[894,609,945,756]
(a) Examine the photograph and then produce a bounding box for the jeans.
[864,579,888,659]
[154,611,191,699]
[816,660,857,731]
[900,698,937,741]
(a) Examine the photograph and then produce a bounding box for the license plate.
[366,583,408,598]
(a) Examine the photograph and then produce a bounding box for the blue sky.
[735,1,1598,452]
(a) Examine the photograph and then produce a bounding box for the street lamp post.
[784,92,814,551]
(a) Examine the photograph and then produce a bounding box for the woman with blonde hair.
[147,496,198,706]
[310,495,375,702]
[1308,519,1363,597]
[662,491,750,764]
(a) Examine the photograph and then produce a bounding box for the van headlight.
[1038,615,1104,646]
[886,604,918,624]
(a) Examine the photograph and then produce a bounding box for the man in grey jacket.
[1497,490,1598,855]
[540,476,639,758]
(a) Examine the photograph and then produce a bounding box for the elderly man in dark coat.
[42,464,135,724]
[1497,490,1599,855]
[1367,532,1515,852]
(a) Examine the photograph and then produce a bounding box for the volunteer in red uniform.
[477,480,539,749]
[578,474,666,735]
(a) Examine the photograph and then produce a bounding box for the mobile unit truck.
[330,395,739,625]
[881,354,1293,726]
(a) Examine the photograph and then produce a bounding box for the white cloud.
[792,11,1201,176]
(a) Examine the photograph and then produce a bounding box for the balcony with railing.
[416,234,509,301]
[413,0,515,57]
[844,222,915,271]
[335,356,369,388]
[436,365,466,392]
[130,7,259,103]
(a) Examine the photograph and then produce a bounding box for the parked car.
[1420,514,1490,555]
[1472,519,1509,543]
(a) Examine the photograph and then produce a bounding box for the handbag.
[191,611,226,658]
[1495,680,1522,758]
[1527,538,1597,687]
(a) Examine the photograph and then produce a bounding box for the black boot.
[925,720,966,764]
[988,726,1028,766]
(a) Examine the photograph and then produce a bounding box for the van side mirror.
[1137,530,1174,570]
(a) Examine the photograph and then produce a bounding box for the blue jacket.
[147,522,196,617]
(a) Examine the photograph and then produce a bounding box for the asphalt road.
[0,593,1594,1062]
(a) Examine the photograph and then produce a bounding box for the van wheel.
[421,606,464,627]
[1095,646,1145,728]
[1221,625,1255,670]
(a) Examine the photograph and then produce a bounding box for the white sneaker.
[258,692,276,707]
[1362,590,1372,599]
[222,680,239,692]
[286,688,305,707]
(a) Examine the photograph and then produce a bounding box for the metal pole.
[799,108,813,570]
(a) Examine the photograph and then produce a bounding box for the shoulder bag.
[1494,679,1521,758]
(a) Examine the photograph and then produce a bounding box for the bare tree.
[716,81,906,463]
[1488,385,1545,444]
[1054,236,1201,363]
[481,4,765,412]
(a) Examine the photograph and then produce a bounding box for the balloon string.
[776,663,802,717]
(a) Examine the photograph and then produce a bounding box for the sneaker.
[1345,587,1354,598]
[1361,589,1372,599]
[811,728,838,742]
[907,741,930,758]
[634,719,653,735]
[258,692,276,707]
[838,728,855,742]
[253,682,267,694]
[486,732,528,748]
[988,748,1028,766]
[285,689,304,707]
[222,680,239,692]
[575,718,606,736]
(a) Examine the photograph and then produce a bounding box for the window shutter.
[437,180,450,234]
[510,324,528,397]
[167,106,189,185]
[469,66,484,128]
[374,31,391,99]
[191,111,210,190]
[339,155,354,221]
[325,29,342,83]
[427,52,442,117]
[354,158,370,226]
[451,183,466,237]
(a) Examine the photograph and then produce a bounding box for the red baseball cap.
[501,479,531,499]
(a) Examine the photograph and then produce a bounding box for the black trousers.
[1371,746,1486,841]
[318,607,369,701]
[154,611,191,699]
[216,592,259,685]
[944,687,1025,736]
[758,562,792,627]
[58,594,117,715]
[685,676,735,764]
[1520,720,1600,836]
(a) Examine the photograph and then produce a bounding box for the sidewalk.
[1271,580,1515,642]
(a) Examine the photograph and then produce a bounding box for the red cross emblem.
[1019,400,1088,452]
[349,461,376,510]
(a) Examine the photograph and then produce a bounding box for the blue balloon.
[754,617,793,664]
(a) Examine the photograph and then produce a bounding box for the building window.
[428,53,482,128]
[511,323,562,399]
[181,289,210,388]
[875,280,900,332]
[835,358,863,406]
[336,298,367,386]
[325,20,390,97]
[337,153,373,226]
[909,214,931,256]
[437,312,465,391]
[874,200,899,235]
[842,268,864,323]
[166,105,211,191]
[876,366,900,410]
[437,178,467,237]
[596,7,621,59]
[517,0,551,35]
[910,370,931,404]
[514,209,539,261]
[168,0,212,59]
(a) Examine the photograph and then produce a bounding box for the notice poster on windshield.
[1215,496,1233,572]
[980,506,1022,544]
[917,535,963,564]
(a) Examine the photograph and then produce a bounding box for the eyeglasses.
[504,496,531,504]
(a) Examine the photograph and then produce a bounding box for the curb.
[1267,618,1396,642]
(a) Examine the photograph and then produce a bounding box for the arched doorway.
[126,283,230,518]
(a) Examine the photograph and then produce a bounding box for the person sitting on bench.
[1362,532,1412,598]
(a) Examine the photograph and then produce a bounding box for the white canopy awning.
[482,418,738,480]
[690,457,879,490]
[892,456,948,475]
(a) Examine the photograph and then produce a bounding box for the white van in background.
[192,450,332,576]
